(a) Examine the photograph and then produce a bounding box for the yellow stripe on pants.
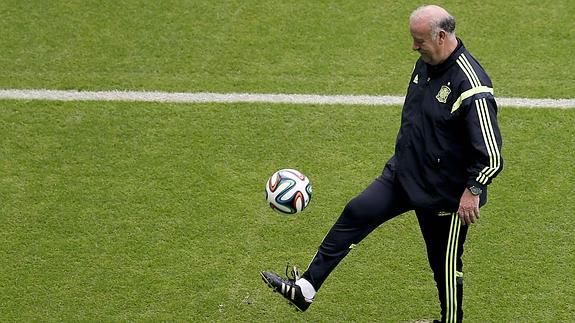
[445,213,461,323]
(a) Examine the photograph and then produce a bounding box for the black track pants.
[416,210,468,323]
[301,171,469,322]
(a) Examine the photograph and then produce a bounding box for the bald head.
[409,5,458,65]
[410,5,456,40]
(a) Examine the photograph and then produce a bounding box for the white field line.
[0,89,574,108]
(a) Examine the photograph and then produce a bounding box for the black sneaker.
[260,265,313,312]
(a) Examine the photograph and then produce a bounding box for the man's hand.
[458,188,480,225]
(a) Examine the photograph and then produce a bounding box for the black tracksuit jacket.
[387,39,503,211]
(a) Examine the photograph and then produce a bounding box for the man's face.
[410,20,443,65]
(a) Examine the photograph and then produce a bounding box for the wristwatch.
[468,185,482,196]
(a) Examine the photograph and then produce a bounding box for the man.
[261,5,503,322]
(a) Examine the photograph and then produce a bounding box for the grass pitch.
[1,101,573,321]
[0,0,573,98]
[0,0,574,321]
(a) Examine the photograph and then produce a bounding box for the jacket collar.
[427,38,465,77]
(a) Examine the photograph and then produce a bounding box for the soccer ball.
[265,169,312,214]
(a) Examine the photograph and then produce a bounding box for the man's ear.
[438,30,447,44]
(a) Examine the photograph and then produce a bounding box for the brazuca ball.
[265,169,312,214]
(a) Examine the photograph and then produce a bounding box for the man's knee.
[342,196,376,223]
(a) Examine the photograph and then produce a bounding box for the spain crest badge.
[436,85,451,103]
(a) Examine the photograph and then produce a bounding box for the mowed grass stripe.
[0,89,574,108]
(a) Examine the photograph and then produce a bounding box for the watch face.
[469,186,482,196]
